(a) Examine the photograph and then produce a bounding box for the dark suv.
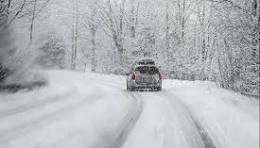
[126,65,162,91]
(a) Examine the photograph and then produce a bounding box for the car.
[126,65,162,91]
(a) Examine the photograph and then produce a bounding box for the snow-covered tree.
[36,32,66,69]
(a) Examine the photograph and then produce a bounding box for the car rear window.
[135,66,159,75]
[137,60,155,65]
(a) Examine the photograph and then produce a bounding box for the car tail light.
[131,73,136,80]
[154,73,162,81]
[158,73,162,80]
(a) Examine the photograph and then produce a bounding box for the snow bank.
[0,70,132,148]
[164,79,259,148]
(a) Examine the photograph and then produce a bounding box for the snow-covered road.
[0,70,259,148]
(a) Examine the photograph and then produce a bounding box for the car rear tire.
[127,83,130,91]
[127,83,135,91]
[156,86,162,91]
[130,86,135,91]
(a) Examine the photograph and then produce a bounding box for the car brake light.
[131,74,136,80]
[158,73,162,80]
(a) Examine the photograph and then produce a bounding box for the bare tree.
[29,0,37,44]
[129,0,139,38]
[96,0,126,66]
[84,3,99,72]
[71,0,79,70]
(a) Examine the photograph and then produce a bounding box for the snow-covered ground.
[0,70,259,148]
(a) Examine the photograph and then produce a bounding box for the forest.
[0,0,259,97]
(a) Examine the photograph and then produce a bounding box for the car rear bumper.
[129,80,162,89]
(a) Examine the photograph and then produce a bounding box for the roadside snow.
[0,70,134,148]
[164,79,259,148]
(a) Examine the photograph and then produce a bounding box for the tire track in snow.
[85,79,143,148]
[158,92,217,148]
[189,115,217,148]
[110,92,143,148]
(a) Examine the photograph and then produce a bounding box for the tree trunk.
[71,0,78,70]
[180,0,186,44]
[29,0,37,45]
[201,2,206,62]
[91,27,96,72]
[165,4,170,62]
[130,2,139,38]
[118,0,125,66]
